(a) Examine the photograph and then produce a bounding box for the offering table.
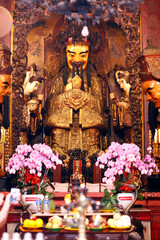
[19,225,134,240]
[17,209,150,240]
[1,191,153,239]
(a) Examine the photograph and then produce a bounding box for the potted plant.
[6,143,62,212]
[100,188,118,211]
[96,142,159,212]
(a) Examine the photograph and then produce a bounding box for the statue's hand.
[27,99,39,112]
[110,92,116,100]
[38,94,43,101]
[72,75,82,89]
[117,101,128,109]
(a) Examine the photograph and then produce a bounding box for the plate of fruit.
[107,212,131,229]
[45,216,64,231]
[87,214,108,231]
[64,227,79,231]
[87,222,108,231]
[23,215,44,229]
[63,215,89,230]
[45,226,64,231]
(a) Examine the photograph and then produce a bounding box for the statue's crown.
[65,37,90,46]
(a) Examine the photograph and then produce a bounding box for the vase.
[21,194,44,213]
[117,192,135,209]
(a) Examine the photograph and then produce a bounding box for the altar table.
[19,225,134,240]
[0,191,154,239]
[16,209,150,240]
[4,203,151,240]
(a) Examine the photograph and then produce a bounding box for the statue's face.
[66,43,89,71]
[118,78,127,90]
[142,80,160,108]
[25,81,40,95]
[0,74,11,104]
[29,81,40,93]
[115,70,129,91]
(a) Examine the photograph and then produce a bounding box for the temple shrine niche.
[9,3,142,183]
[1,2,160,240]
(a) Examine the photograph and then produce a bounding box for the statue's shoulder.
[89,64,102,86]
[89,64,98,74]
[50,67,64,95]
[52,68,64,81]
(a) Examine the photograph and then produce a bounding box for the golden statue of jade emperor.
[44,30,107,161]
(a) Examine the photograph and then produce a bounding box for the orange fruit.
[35,218,43,228]
[27,219,36,228]
[52,223,59,228]
[23,219,30,228]
[45,222,52,228]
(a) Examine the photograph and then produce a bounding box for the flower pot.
[117,192,135,209]
[21,194,44,213]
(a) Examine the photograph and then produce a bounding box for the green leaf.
[48,192,53,200]
[104,188,110,196]
[103,202,112,210]
[111,198,118,205]
[138,192,143,201]
[101,188,118,208]
[111,194,118,200]
[48,181,55,191]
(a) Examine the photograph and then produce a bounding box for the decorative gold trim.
[4,128,10,170]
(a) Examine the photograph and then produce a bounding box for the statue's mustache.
[71,62,84,67]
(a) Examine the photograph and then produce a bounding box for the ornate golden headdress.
[56,20,101,51]
[137,41,160,82]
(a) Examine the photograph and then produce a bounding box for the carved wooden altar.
[8,2,142,182]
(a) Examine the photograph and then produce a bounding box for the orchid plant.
[6,143,62,195]
[96,142,159,201]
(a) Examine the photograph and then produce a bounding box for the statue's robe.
[45,66,107,157]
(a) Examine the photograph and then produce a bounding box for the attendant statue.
[22,63,43,139]
[23,63,43,99]
[137,46,160,158]
[109,65,133,143]
[44,26,107,160]
[0,44,12,135]
[137,46,160,138]
[0,73,11,105]
[0,44,12,103]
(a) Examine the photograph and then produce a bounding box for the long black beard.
[62,61,91,91]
